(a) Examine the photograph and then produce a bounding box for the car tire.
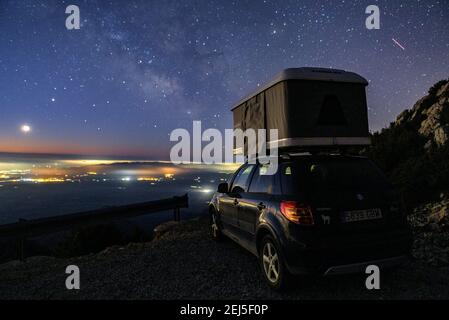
[259,235,291,291]
[210,209,222,241]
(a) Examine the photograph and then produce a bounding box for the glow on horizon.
[0,138,167,159]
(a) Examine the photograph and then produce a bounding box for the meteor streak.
[392,38,406,51]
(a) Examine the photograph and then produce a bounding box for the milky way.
[0,0,448,158]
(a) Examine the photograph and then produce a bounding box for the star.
[0,1,446,157]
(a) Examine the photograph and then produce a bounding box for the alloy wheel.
[262,242,280,283]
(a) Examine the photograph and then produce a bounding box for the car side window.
[249,164,274,194]
[231,165,255,194]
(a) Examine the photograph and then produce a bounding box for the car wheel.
[259,235,290,290]
[210,209,222,241]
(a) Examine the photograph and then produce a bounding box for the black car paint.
[210,155,412,275]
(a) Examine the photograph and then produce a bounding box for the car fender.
[255,216,287,255]
[209,194,220,214]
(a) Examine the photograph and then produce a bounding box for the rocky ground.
[409,195,449,267]
[1,215,449,300]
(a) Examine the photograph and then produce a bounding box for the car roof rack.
[240,144,366,163]
[280,145,342,154]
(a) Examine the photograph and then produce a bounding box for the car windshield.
[281,157,391,195]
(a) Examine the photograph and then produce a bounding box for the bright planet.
[21,124,31,133]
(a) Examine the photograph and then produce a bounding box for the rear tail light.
[280,201,314,225]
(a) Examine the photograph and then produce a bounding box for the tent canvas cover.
[232,68,370,151]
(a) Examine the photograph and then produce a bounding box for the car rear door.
[238,164,276,241]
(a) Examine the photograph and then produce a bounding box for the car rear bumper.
[282,229,412,275]
[323,255,408,275]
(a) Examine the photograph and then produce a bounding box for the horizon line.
[0,150,165,161]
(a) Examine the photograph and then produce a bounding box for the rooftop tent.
[232,68,370,152]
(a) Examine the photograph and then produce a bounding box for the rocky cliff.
[365,78,449,207]
[395,79,449,148]
[365,78,449,267]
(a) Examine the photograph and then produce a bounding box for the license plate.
[341,208,382,223]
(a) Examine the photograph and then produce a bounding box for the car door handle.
[257,202,266,210]
[233,199,239,206]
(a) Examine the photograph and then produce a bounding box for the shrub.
[428,79,448,96]
[54,223,151,258]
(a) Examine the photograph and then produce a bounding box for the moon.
[21,124,31,133]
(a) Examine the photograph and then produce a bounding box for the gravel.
[409,196,449,267]
[1,217,449,300]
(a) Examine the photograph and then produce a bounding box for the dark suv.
[209,154,412,290]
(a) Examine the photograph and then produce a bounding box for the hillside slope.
[364,78,449,268]
[366,78,449,206]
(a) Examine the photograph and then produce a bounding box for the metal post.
[18,237,24,261]
[17,218,27,261]
[173,207,180,222]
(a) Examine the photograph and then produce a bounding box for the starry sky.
[0,0,448,159]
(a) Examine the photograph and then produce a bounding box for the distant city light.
[20,177,65,183]
[138,177,160,182]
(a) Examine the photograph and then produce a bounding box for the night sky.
[0,0,448,159]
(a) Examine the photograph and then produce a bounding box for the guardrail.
[0,194,188,260]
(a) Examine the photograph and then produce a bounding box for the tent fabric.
[317,95,348,126]
[234,92,265,155]
[232,79,369,149]
[265,82,289,139]
[242,92,265,131]
[231,68,369,111]
[286,81,368,137]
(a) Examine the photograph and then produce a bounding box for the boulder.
[419,102,443,137]
[396,109,410,126]
[153,221,180,239]
[409,96,429,121]
[428,204,448,224]
[434,124,449,146]
[437,82,449,97]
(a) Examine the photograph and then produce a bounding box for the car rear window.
[281,157,390,195]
